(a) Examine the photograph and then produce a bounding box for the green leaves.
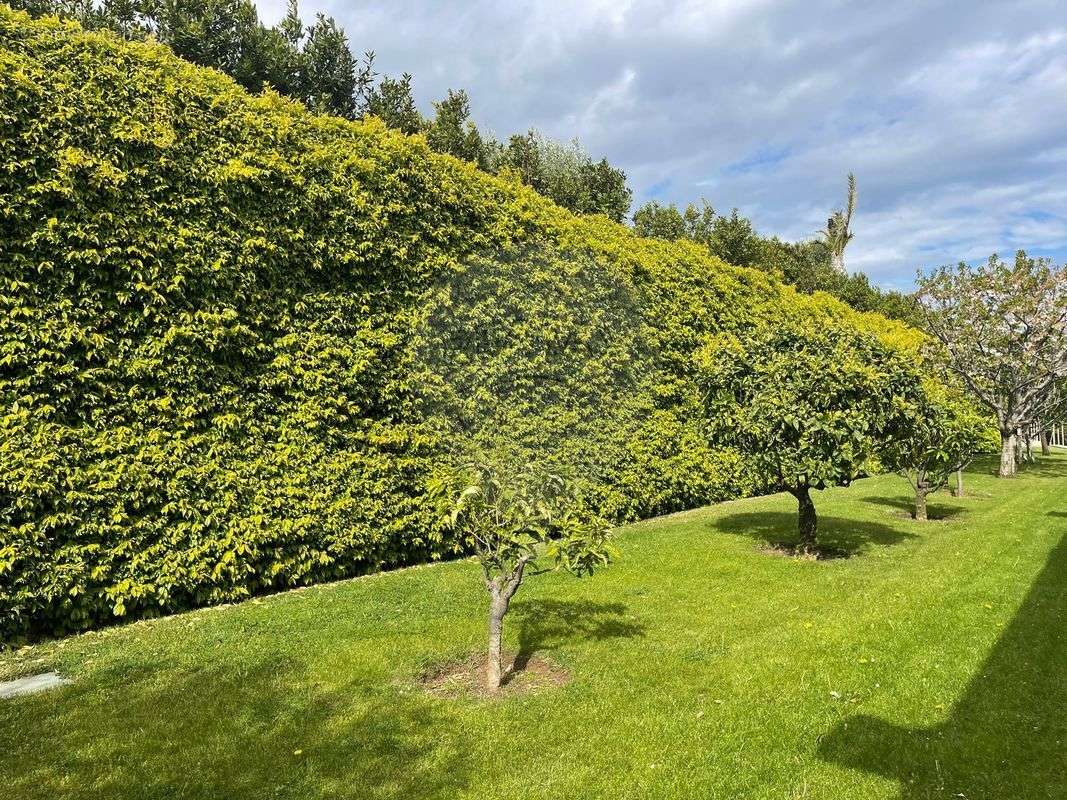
[696,301,925,496]
[429,457,614,583]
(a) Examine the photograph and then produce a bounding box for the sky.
[260,0,1067,289]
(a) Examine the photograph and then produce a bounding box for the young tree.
[428,459,614,692]
[696,309,920,553]
[821,173,856,274]
[917,252,1067,477]
[881,381,993,520]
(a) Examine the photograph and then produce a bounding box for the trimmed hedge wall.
[0,8,890,640]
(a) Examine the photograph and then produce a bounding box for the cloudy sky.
[261,0,1067,289]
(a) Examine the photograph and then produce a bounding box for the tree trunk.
[999,431,1017,477]
[914,482,928,521]
[830,251,846,274]
[484,557,530,692]
[951,469,964,498]
[1024,431,1034,462]
[790,486,818,553]
[1040,430,1051,456]
[486,591,508,692]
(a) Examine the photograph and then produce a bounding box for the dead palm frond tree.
[822,173,856,274]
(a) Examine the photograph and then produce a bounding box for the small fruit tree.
[881,380,994,519]
[428,458,615,691]
[696,308,920,554]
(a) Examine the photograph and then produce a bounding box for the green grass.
[2,455,1065,799]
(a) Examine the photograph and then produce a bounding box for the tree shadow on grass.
[510,599,645,674]
[1008,457,1067,479]
[818,532,1067,798]
[0,657,469,800]
[864,495,967,521]
[713,511,916,557]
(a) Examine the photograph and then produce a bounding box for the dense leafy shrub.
[0,9,888,640]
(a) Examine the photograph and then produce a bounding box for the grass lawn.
[2,455,1065,799]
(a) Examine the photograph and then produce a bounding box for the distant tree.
[632,200,760,267]
[917,252,1067,477]
[696,309,919,554]
[632,200,690,241]
[425,89,492,167]
[297,13,370,117]
[821,173,857,274]
[580,157,632,222]
[495,130,631,222]
[428,458,614,691]
[364,72,423,135]
[881,380,994,519]
[709,208,761,268]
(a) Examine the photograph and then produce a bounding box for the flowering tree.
[917,252,1067,477]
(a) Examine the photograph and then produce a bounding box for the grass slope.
[2,455,1065,799]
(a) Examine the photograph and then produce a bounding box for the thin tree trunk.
[790,486,818,554]
[486,591,507,691]
[484,557,530,692]
[914,482,928,521]
[999,431,1016,477]
[1041,430,1051,456]
[951,469,964,498]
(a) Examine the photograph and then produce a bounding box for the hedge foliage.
[0,8,906,640]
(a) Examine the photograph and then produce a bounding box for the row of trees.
[428,250,1067,693]
[431,289,1005,690]
[12,0,634,220]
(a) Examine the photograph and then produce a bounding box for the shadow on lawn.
[0,658,470,800]
[1011,457,1067,479]
[713,511,915,556]
[511,599,645,672]
[864,495,967,521]
[818,531,1067,798]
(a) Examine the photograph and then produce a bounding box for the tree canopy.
[696,305,922,553]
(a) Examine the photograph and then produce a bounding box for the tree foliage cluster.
[8,0,634,221]
[632,198,919,324]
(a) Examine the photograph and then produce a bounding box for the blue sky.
[261,0,1067,289]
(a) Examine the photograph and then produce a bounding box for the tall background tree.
[822,173,857,274]
[916,251,1067,477]
[631,194,917,324]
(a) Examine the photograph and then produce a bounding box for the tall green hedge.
[0,8,858,640]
